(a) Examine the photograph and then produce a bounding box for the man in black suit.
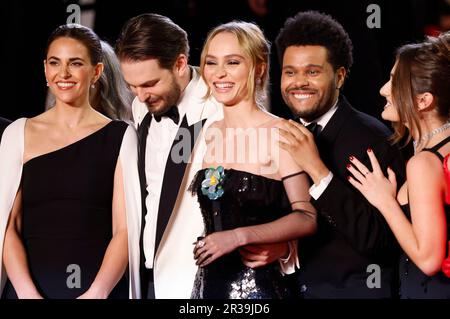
[0,117,11,140]
[276,11,405,298]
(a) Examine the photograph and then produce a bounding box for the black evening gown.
[2,121,129,299]
[398,204,450,298]
[190,168,296,299]
[399,137,450,299]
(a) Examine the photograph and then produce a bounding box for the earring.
[46,81,49,87]
[256,78,262,85]
[91,83,95,89]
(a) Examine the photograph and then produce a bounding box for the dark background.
[1,0,449,123]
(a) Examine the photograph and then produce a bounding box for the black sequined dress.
[190,168,295,299]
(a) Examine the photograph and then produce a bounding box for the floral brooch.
[201,166,226,200]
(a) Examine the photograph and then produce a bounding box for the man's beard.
[148,77,182,116]
[284,85,337,122]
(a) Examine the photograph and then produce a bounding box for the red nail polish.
[346,163,351,169]
[349,156,354,161]
[347,176,351,180]
[367,148,372,152]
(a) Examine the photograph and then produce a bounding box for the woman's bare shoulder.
[407,151,445,183]
[257,111,282,129]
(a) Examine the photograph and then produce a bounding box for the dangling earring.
[46,81,49,87]
[256,78,262,86]
[91,83,95,89]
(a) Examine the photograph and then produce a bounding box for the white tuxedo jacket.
[133,67,223,298]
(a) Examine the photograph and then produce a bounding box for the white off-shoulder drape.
[0,119,141,299]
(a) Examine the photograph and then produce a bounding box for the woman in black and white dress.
[0,24,141,299]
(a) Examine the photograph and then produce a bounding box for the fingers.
[279,140,291,152]
[196,251,214,267]
[348,155,371,177]
[239,247,270,269]
[278,124,308,153]
[347,175,364,193]
[282,119,310,140]
[193,238,217,267]
[239,244,266,255]
[238,247,267,262]
[278,128,297,145]
[193,238,205,255]
[366,148,382,173]
[194,245,206,260]
[346,162,367,184]
[287,119,311,135]
[387,167,397,189]
[348,148,389,180]
[194,240,212,265]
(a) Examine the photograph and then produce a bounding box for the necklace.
[413,120,450,152]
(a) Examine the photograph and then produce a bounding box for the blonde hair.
[200,21,270,108]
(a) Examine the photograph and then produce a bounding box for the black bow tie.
[154,106,180,124]
[294,117,321,136]
[305,122,321,137]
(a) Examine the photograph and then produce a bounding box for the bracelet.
[291,209,315,217]
[281,171,306,182]
[290,200,310,205]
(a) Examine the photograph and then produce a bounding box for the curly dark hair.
[275,11,353,73]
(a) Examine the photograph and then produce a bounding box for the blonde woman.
[190,21,317,299]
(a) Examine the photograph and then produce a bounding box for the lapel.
[137,112,152,199]
[136,67,222,262]
[137,112,152,273]
[154,115,206,255]
[317,96,362,177]
[318,96,352,145]
[153,68,222,255]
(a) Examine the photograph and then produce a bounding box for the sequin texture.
[189,168,295,299]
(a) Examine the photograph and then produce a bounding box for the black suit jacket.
[0,117,11,141]
[297,96,405,298]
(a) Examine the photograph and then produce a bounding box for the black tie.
[306,122,321,138]
[154,106,180,124]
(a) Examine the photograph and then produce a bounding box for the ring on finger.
[197,240,205,248]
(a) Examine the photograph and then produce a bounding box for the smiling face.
[280,45,345,122]
[380,61,401,123]
[45,37,101,106]
[202,32,253,107]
